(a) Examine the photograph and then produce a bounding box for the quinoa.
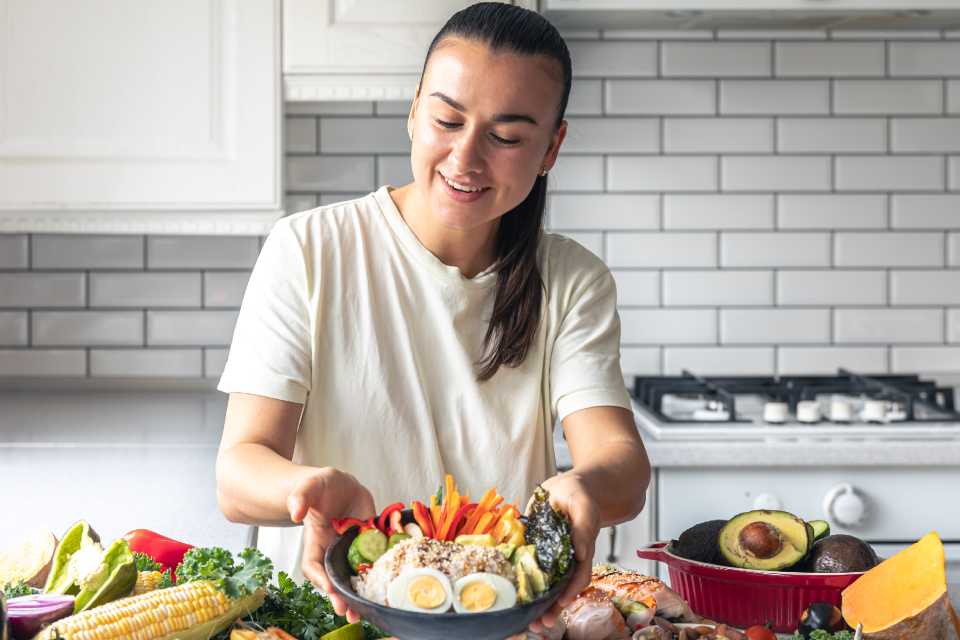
[352,538,516,606]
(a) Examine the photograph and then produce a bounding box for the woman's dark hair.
[419,2,572,381]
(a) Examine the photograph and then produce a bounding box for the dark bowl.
[324,510,574,640]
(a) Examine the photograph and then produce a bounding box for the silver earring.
[539,167,548,177]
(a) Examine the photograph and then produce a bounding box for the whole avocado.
[673,520,727,565]
[803,534,879,573]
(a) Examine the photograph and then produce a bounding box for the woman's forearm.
[216,442,317,526]
[576,439,650,528]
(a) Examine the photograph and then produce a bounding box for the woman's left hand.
[527,471,600,635]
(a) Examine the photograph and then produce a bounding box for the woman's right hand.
[287,467,376,622]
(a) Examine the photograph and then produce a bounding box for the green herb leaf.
[133,551,163,572]
[175,547,272,598]
[2,580,34,599]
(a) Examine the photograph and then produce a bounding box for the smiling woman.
[214,2,650,636]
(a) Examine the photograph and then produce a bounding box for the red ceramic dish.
[637,542,864,632]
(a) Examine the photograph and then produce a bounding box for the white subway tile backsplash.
[664,118,773,153]
[204,272,250,308]
[608,156,718,191]
[561,232,603,258]
[831,30,942,40]
[835,156,944,191]
[662,43,771,77]
[948,310,960,343]
[0,350,86,377]
[548,194,659,230]
[949,81,960,113]
[665,194,773,230]
[891,271,960,305]
[951,157,960,191]
[892,347,960,373]
[719,30,826,40]
[604,30,713,40]
[834,80,943,114]
[33,311,143,346]
[721,309,830,344]
[720,81,829,115]
[285,194,318,215]
[620,309,716,344]
[778,347,887,375]
[377,156,413,188]
[0,312,27,345]
[147,311,239,346]
[722,233,831,267]
[147,237,260,269]
[619,347,661,375]
[835,232,944,267]
[567,79,603,115]
[777,118,886,153]
[889,42,960,77]
[608,232,717,268]
[286,156,375,191]
[205,348,229,378]
[722,156,831,191]
[90,273,201,308]
[285,101,373,116]
[611,271,660,306]
[892,195,960,229]
[0,235,27,269]
[777,270,886,306]
[568,41,657,77]
[562,118,659,153]
[0,274,85,308]
[775,42,885,77]
[891,119,960,153]
[375,101,411,116]
[663,347,774,375]
[605,80,716,115]
[548,156,605,192]
[284,118,317,154]
[835,309,942,343]
[319,193,366,206]
[320,118,409,153]
[663,271,773,306]
[950,233,960,266]
[778,195,886,229]
[90,349,202,378]
[32,236,143,269]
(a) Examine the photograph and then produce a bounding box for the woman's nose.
[449,128,485,174]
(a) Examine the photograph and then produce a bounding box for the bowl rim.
[324,523,576,621]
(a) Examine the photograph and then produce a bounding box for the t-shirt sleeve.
[217,219,312,404]
[549,260,632,423]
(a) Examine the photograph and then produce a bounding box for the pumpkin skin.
[858,593,960,640]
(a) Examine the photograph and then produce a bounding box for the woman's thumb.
[288,493,306,523]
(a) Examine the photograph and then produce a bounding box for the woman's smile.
[438,170,491,203]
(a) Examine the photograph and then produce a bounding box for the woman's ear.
[407,83,421,141]
[541,119,568,174]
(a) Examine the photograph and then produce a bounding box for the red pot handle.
[635,541,671,562]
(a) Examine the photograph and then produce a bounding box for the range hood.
[542,1,960,31]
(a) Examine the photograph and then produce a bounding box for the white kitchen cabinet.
[593,476,658,576]
[0,0,283,235]
[543,1,960,30]
[283,0,538,102]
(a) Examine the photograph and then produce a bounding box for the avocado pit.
[738,522,784,559]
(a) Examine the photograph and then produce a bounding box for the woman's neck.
[389,184,499,279]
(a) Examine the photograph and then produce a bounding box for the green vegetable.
[133,552,162,572]
[354,530,387,564]
[71,538,137,613]
[347,540,366,573]
[175,547,273,599]
[2,580,34,599]
[520,486,574,586]
[789,630,854,640]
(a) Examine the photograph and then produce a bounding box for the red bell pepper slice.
[331,517,366,536]
[376,502,405,534]
[357,563,372,574]
[439,503,474,541]
[360,517,377,532]
[123,529,193,582]
[411,501,435,538]
[389,510,403,536]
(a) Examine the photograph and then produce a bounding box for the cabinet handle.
[606,526,618,563]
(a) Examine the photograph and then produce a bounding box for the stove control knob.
[823,483,867,528]
[752,493,782,510]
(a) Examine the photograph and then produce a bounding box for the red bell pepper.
[439,503,474,541]
[123,529,193,582]
[331,517,367,535]
[389,510,403,536]
[360,517,377,532]
[376,502,405,535]
[411,500,435,538]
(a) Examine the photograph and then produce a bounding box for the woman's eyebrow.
[429,91,538,125]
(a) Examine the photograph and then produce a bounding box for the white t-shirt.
[218,185,631,579]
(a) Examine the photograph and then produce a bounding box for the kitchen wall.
[2,30,960,380]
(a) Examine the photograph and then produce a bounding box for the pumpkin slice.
[842,531,960,639]
[0,529,58,589]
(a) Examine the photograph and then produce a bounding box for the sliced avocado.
[673,520,727,565]
[808,519,831,542]
[454,534,495,547]
[43,522,100,595]
[513,545,548,596]
[495,543,517,561]
[387,533,411,549]
[718,510,811,571]
[514,561,533,604]
[72,538,137,613]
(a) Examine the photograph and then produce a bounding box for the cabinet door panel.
[0,0,282,233]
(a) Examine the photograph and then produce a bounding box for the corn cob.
[32,579,265,640]
[132,570,165,595]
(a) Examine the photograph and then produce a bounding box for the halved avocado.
[809,520,831,542]
[718,510,812,571]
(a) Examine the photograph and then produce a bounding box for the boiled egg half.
[452,573,517,613]
[387,568,453,614]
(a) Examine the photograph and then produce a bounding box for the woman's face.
[407,37,567,233]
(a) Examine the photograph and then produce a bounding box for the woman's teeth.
[443,176,485,193]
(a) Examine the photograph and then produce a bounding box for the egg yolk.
[459,580,497,612]
[407,575,447,609]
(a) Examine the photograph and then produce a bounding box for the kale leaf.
[520,486,574,586]
[133,551,162,572]
[789,631,855,640]
[175,547,273,598]
[2,580,34,599]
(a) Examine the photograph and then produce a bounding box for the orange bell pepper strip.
[439,502,473,541]
[462,487,497,535]
[474,511,496,535]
